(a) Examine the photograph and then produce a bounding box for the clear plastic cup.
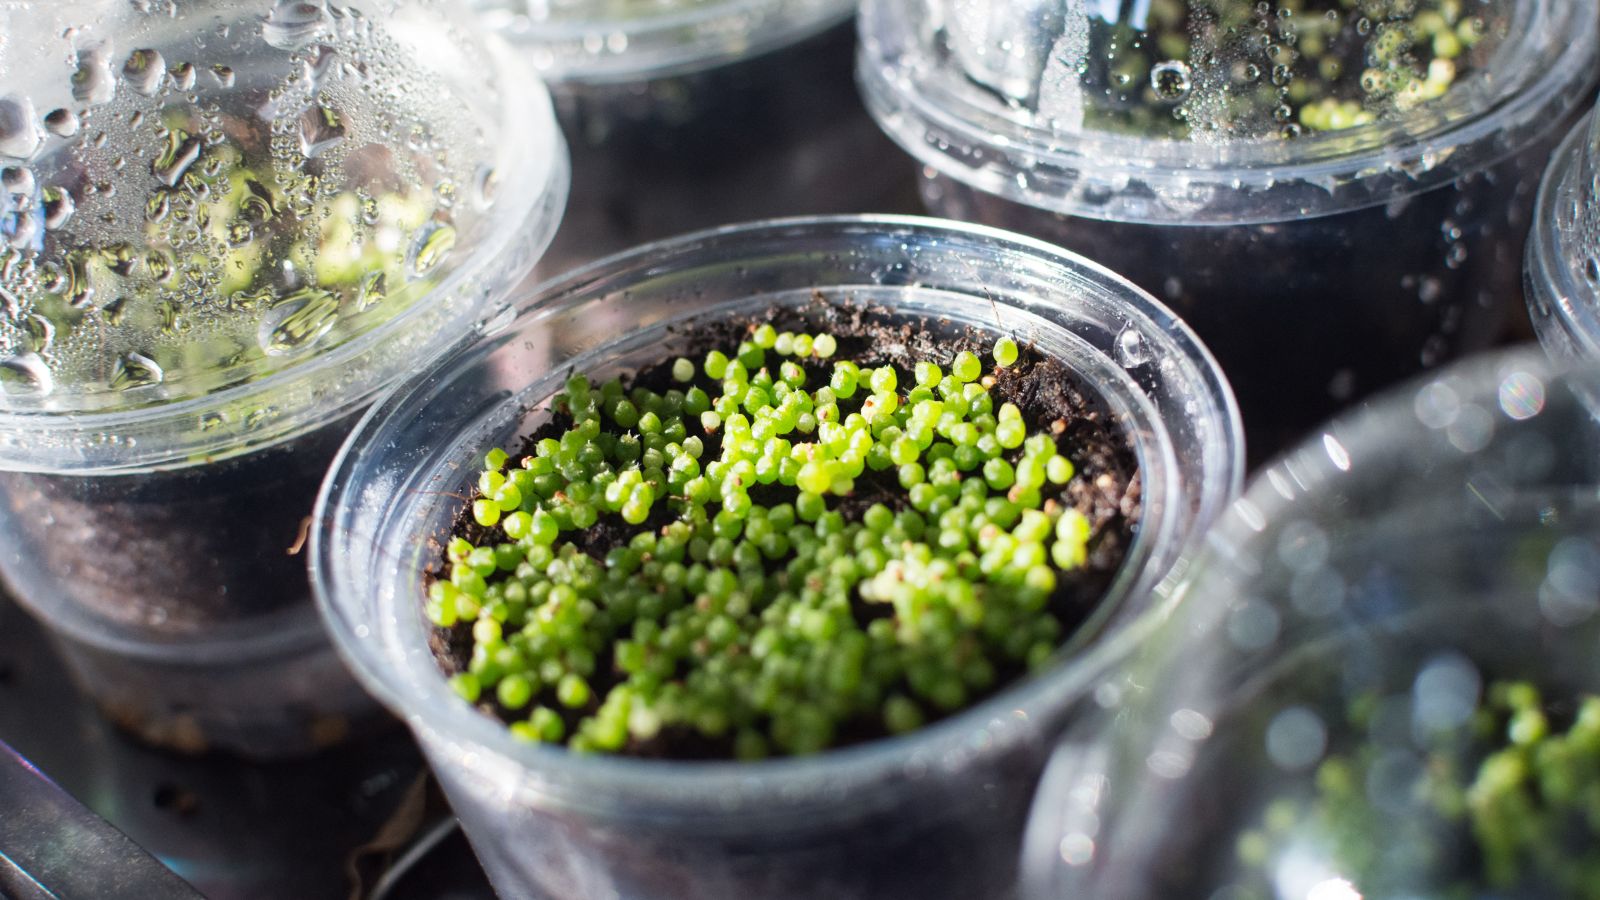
[313,215,1244,899]
[0,0,569,757]
[1023,349,1600,897]
[473,0,917,277]
[859,0,1600,463]
[1528,107,1600,362]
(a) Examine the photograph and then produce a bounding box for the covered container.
[860,0,1599,460]
[0,0,569,756]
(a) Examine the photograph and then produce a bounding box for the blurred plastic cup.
[474,0,917,277]
[1529,106,1600,364]
[0,0,568,757]
[1023,349,1600,897]
[314,215,1242,899]
[860,0,1599,462]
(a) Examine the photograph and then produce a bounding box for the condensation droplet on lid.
[2,166,34,195]
[1114,327,1148,368]
[355,270,386,312]
[151,131,203,187]
[110,351,165,390]
[0,352,53,396]
[22,314,55,353]
[1149,60,1191,102]
[0,95,42,160]
[170,62,198,92]
[72,42,118,106]
[408,222,455,278]
[210,64,236,88]
[263,0,332,51]
[41,187,75,230]
[258,287,340,355]
[296,104,346,158]
[122,48,166,96]
[43,108,79,138]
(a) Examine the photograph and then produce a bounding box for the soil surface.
[430,292,1143,757]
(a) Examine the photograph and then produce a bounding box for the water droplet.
[2,166,34,195]
[240,178,278,224]
[72,43,118,106]
[170,62,197,92]
[43,109,79,138]
[1149,61,1191,102]
[408,222,455,278]
[1114,327,1149,368]
[0,95,41,160]
[226,222,253,247]
[22,314,55,353]
[145,190,171,223]
[263,0,332,52]
[474,166,499,209]
[122,49,166,96]
[210,64,236,88]
[258,286,339,354]
[304,45,338,87]
[62,251,95,308]
[152,130,203,187]
[0,352,52,396]
[110,351,165,390]
[1584,257,1599,284]
[41,187,74,230]
[355,270,387,312]
[296,104,346,158]
[359,195,380,225]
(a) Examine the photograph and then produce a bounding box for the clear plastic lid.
[1024,350,1600,898]
[1529,107,1600,361]
[860,0,1599,224]
[472,0,857,83]
[0,0,569,473]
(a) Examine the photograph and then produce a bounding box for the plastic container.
[313,215,1244,900]
[474,0,917,277]
[859,0,1600,462]
[0,0,569,757]
[1023,349,1600,897]
[1528,108,1600,362]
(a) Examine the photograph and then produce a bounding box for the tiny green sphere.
[672,357,695,383]
[498,673,534,710]
[952,351,981,383]
[557,674,592,709]
[813,333,838,358]
[993,337,1020,368]
[473,498,502,527]
[705,350,730,380]
[753,323,778,349]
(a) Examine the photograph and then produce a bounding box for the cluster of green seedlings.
[1085,0,1484,138]
[427,326,1098,757]
[1236,681,1600,897]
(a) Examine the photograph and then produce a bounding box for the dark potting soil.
[431,293,1142,759]
[0,412,354,638]
[924,137,1555,466]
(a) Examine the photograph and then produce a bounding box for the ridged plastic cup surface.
[859,0,1599,463]
[1024,349,1600,898]
[313,216,1243,899]
[1529,107,1600,364]
[472,0,916,278]
[0,0,569,757]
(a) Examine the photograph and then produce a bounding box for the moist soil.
[431,293,1142,759]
